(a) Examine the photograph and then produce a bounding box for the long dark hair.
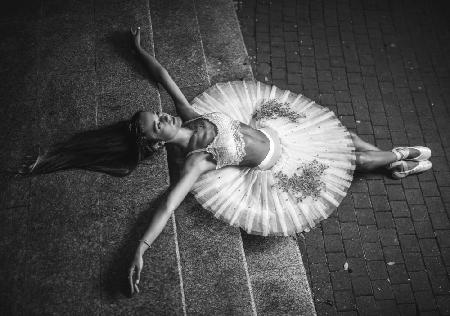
[18,111,160,177]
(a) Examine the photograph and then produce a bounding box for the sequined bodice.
[184,112,246,169]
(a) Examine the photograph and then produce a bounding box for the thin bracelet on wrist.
[139,239,152,248]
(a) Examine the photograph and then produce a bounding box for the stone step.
[0,0,183,314]
[194,1,317,314]
[149,0,256,314]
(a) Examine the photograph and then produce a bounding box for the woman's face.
[139,111,182,142]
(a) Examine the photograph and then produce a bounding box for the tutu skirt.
[188,80,356,236]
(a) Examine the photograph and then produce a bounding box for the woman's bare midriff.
[184,119,270,167]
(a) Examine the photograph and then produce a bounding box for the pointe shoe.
[391,146,431,162]
[389,160,432,179]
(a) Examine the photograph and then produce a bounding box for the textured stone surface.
[150,0,209,88]
[195,0,253,84]
[250,265,316,315]
[0,21,39,102]
[243,233,316,315]
[0,0,183,314]
[174,195,254,315]
[153,0,254,314]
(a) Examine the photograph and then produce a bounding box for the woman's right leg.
[355,150,399,171]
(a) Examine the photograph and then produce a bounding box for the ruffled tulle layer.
[188,80,356,236]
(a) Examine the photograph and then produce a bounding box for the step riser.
[195,0,316,314]
[150,0,255,314]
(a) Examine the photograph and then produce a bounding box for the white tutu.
[188,80,356,236]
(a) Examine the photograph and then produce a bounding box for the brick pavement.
[237,0,450,314]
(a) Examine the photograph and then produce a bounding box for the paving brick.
[401,176,420,189]
[413,220,435,239]
[436,295,450,315]
[392,283,415,304]
[350,178,369,193]
[356,208,376,226]
[410,205,429,221]
[327,252,347,272]
[314,303,337,316]
[420,181,441,197]
[351,277,372,296]
[344,240,363,258]
[387,264,410,284]
[403,253,425,272]
[378,228,399,247]
[331,271,352,291]
[429,274,450,295]
[414,291,437,311]
[399,234,420,253]
[383,246,404,263]
[377,299,400,315]
[346,258,368,278]
[394,218,415,235]
[370,195,391,212]
[307,245,327,264]
[334,290,356,312]
[372,280,395,300]
[352,193,372,209]
[404,188,425,205]
[340,222,359,240]
[359,225,378,243]
[398,304,418,316]
[386,185,406,201]
[355,296,378,315]
[324,235,344,253]
[419,238,441,257]
[429,213,450,230]
[367,180,387,195]
[310,262,330,284]
[356,121,373,134]
[436,230,450,248]
[409,271,432,292]
[375,212,395,229]
[424,256,447,276]
[425,197,445,213]
[311,279,334,303]
[322,217,341,235]
[337,204,357,222]
[362,242,384,261]
[442,187,450,203]
[390,201,410,218]
[367,260,388,280]
[441,248,450,266]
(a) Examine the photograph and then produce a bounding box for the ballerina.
[19,27,432,295]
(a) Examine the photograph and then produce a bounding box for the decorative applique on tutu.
[253,99,306,123]
[189,80,356,236]
[274,159,329,203]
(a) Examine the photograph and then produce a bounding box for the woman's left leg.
[349,131,382,152]
[355,150,398,171]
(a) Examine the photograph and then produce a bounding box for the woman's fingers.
[130,26,141,36]
[136,266,142,285]
[129,266,135,294]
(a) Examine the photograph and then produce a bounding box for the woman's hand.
[128,251,144,295]
[130,26,141,49]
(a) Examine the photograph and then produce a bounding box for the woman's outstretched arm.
[128,151,215,295]
[131,27,200,122]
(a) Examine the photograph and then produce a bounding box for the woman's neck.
[166,127,194,149]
